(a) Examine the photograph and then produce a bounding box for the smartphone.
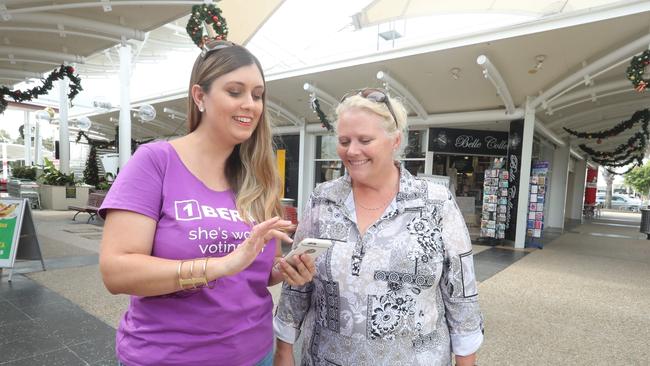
[283,238,333,266]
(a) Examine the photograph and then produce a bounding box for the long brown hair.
[187,41,282,222]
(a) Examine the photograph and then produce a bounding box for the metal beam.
[302,82,338,109]
[408,108,524,126]
[0,57,60,66]
[376,71,428,119]
[0,46,85,63]
[0,26,121,43]
[547,79,630,108]
[0,68,41,79]
[531,31,650,110]
[476,55,515,114]
[267,99,303,126]
[546,99,650,129]
[7,13,145,41]
[4,1,207,15]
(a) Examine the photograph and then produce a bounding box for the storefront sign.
[0,198,44,282]
[428,128,509,155]
[0,199,24,266]
[505,120,524,241]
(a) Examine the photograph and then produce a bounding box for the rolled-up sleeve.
[273,196,317,344]
[439,193,484,356]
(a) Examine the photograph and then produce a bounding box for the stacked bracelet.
[177,257,214,290]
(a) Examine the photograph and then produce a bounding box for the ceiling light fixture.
[379,30,401,41]
[450,67,461,80]
[528,55,546,74]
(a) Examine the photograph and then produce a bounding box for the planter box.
[39,185,90,210]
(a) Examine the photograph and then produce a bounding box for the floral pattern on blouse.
[274,167,483,366]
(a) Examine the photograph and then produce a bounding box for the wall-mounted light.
[163,107,186,121]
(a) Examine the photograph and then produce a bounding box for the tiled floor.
[0,210,536,365]
[0,275,116,365]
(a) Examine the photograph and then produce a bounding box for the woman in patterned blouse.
[273,89,484,366]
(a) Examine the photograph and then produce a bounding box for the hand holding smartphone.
[283,238,332,266]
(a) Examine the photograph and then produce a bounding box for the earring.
[198,105,204,112]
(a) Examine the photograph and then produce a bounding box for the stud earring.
[198,105,204,112]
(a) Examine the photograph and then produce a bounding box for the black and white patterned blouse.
[274,167,484,366]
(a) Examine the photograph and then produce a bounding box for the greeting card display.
[480,158,508,240]
[526,162,549,239]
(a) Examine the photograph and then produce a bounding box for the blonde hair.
[335,92,409,159]
[187,42,282,222]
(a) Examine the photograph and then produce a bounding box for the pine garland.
[563,109,649,140]
[310,98,334,132]
[571,109,650,175]
[0,64,82,115]
[626,49,650,92]
[605,165,640,175]
[578,119,648,161]
[186,4,229,48]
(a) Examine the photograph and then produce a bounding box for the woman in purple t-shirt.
[99,41,315,366]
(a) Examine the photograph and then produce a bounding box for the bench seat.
[69,192,106,223]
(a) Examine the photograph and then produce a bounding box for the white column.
[34,120,42,166]
[2,143,8,181]
[298,129,316,218]
[546,143,570,228]
[514,98,535,248]
[425,151,433,175]
[59,79,70,173]
[297,122,307,216]
[568,158,588,220]
[118,44,132,168]
[23,110,31,165]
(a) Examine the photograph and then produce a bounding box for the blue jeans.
[118,350,273,366]
[255,350,273,366]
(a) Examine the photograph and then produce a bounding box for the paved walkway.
[0,209,647,365]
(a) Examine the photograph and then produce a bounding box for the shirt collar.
[320,162,428,210]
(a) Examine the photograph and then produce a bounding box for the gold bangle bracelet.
[178,260,198,290]
[178,258,214,291]
[204,257,215,289]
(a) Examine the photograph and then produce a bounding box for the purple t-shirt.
[99,141,275,366]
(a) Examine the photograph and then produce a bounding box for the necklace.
[356,198,391,211]
[354,179,399,211]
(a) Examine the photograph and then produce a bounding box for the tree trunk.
[603,170,614,209]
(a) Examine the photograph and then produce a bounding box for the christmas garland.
[579,133,647,159]
[0,64,82,115]
[605,164,641,176]
[186,4,229,48]
[626,49,650,92]
[310,98,334,132]
[563,109,649,141]
[572,109,650,175]
[75,131,154,151]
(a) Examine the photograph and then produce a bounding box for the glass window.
[315,135,343,185]
[404,129,427,158]
[403,160,425,176]
[315,161,345,184]
[316,134,339,159]
[273,135,300,202]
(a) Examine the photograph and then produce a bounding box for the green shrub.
[38,158,76,186]
[10,165,37,181]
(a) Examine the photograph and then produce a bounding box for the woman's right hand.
[220,217,293,277]
[273,339,295,366]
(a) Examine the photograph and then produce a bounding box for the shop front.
[428,127,509,207]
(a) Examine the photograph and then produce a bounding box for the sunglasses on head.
[340,88,398,127]
[200,40,235,58]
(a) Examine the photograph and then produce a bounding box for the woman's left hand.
[277,254,316,286]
